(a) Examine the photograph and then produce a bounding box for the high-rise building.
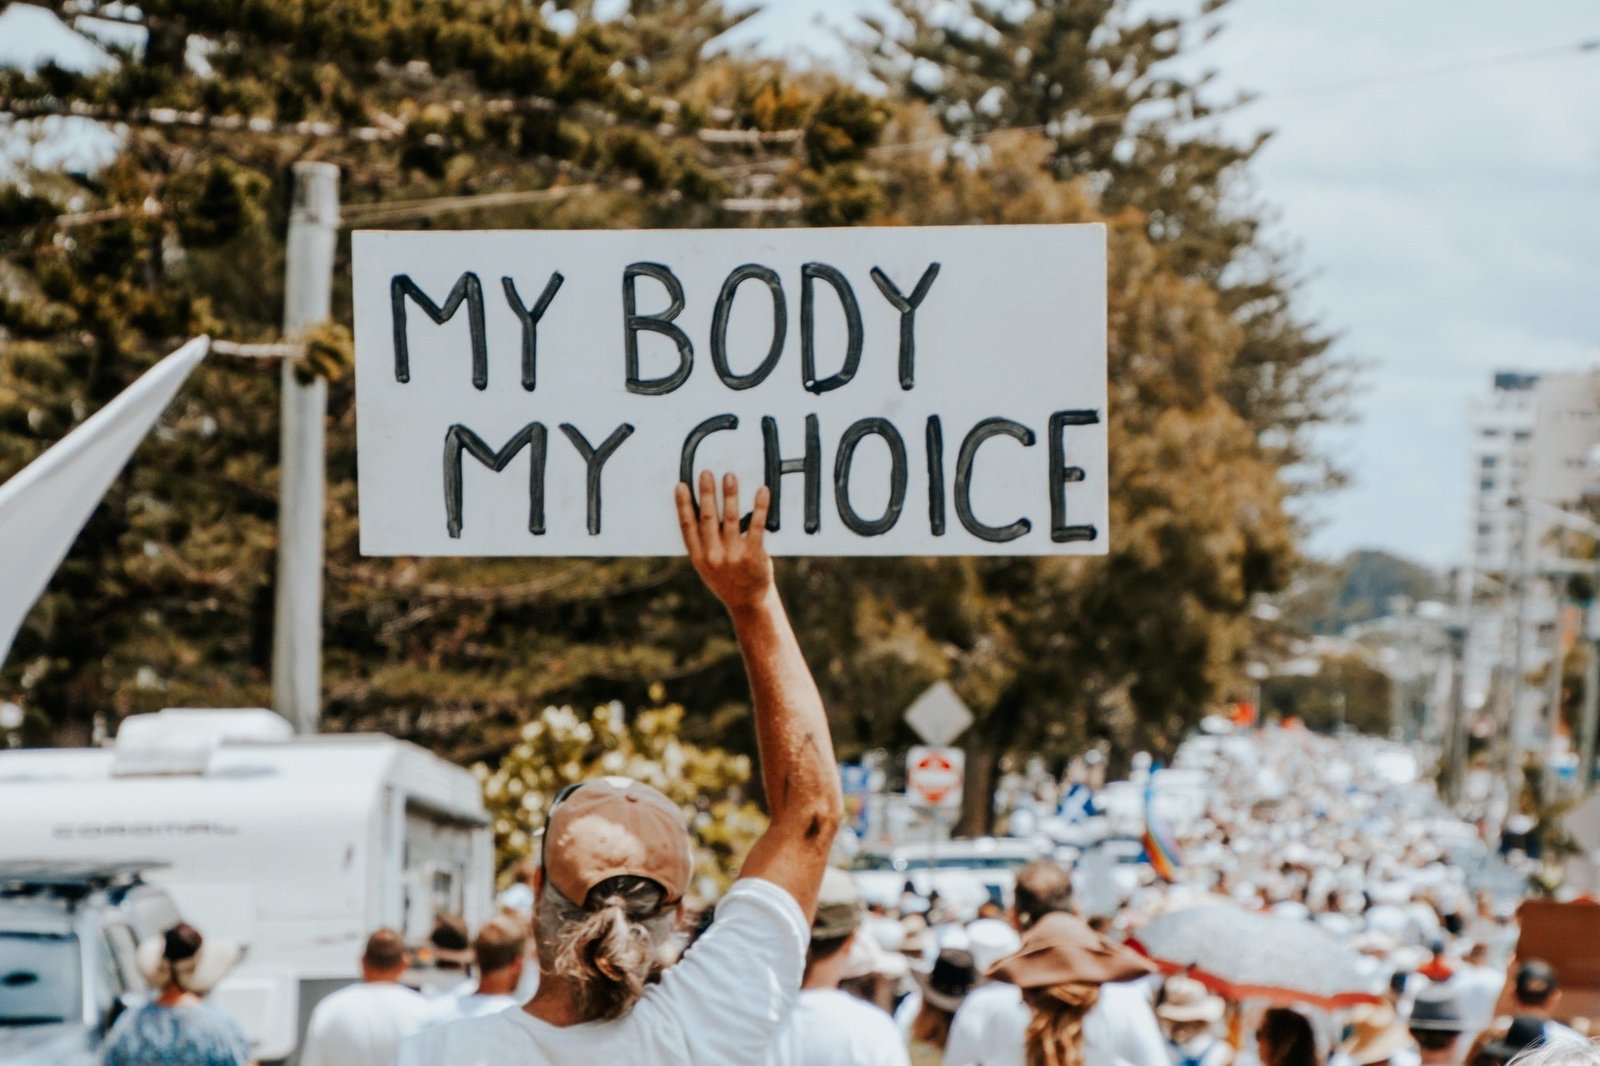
[1528,371,1600,507]
[1466,372,1539,577]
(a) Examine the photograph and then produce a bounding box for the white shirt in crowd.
[299,980,434,1066]
[430,990,524,1025]
[943,979,1171,1066]
[1439,967,1502,1036]
[766,988,911,1066]
[394,878,809,1066]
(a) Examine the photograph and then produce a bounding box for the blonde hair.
[1024,982,1101,1066]
[536,875,674,1021]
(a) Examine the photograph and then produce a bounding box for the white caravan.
[0,709,493,1063]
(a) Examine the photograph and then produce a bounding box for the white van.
[0,709,493,1063]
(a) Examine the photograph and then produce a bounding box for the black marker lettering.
[869,263,940,390]
[801,263,864,394]
[1049,410,1099,543]
[392,273,488,389]
[501,272,564,392]
[710,265,786,391]
[560,423,636,535]
[442,423,548,539]
[955,417,1034,543]
[680,414,740,488]
[926,415,946,536]
[762,415,822,534]
[834,417,908,537]
[623,263,693,395]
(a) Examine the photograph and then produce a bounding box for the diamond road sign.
[903,681,974,746]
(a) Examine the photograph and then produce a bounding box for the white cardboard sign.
[353,225,1107,556]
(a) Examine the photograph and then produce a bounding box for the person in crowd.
[1510,961,1585,1046]
[299,928,432,1066]
[412,915,473,998]
[768,867,910,1065]
[1256,1008,1318,1066]
[909,948,979,1066]
[1469,1017,1549,1066]
[1446,943,1504,1038]
[429,916,528,1023]
[987,912,1159,1066]
[102,922,251,1066]
[1406,984,1468,1066]
[944,861,1169,1066]
[1500,1038,1600,1066]
[840,924,912,1015]
[394,473,841,1066]
[1156,977,1232,1066]
[1341,1003,1412,1066]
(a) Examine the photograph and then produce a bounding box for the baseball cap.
[1515,959,1559,1003]
[812,867,865,941]
[542,777,694,906]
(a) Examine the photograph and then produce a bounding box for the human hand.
[675,471,774,614]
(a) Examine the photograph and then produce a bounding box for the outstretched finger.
[674,481,702,557]
[722,473,741,541]
[747,484,771,548]
[698,469,720,549]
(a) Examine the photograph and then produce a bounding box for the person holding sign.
[395,472,842,1066]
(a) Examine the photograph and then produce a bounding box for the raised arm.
[675,471,842,919]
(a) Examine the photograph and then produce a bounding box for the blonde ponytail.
[537,875,674,1021]
[1024,982,1101,1066]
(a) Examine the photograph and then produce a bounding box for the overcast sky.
[731,0,1600,569]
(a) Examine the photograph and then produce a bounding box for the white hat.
[136,927,244,996]
[497,883,535,918]
[842,929,910,981]
[966,918,1022,976]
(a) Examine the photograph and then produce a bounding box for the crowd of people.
[90,475,1600,1066]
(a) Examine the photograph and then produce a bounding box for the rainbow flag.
[1141,774,1182,882]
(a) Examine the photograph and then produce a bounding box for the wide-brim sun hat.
[1158,975,1226,1024]
[136,934,245,995]
[913,947,978,1012]
[990,912,1157,990]
[1343,1003,1414,1066]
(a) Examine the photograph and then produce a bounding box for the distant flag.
[1058,782,1098,823]
[1141,771,1182,882]
[0,337,210,667]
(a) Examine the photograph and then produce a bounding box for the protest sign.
[353,225,1106,556]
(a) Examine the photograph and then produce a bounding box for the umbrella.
[1127,904,1382,1010]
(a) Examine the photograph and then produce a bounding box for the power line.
[1270,38,1600,100]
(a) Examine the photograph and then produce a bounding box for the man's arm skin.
[675,471,842,919]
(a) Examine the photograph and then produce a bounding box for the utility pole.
[272,161,338,735]
[1504,503,1533,815]
[1582,563,1600,793]
[1540,531,1567,804]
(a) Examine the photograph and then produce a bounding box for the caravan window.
[0,932,80,1026]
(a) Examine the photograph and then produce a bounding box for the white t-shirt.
[766,988,911,1066]
[429,990,524,1024]
[299,981,434,1066]
[394,878,808,1066]
[943,979,1170,1066]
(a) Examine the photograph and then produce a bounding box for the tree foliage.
[1,0,1342,837]
[477,698,764,890]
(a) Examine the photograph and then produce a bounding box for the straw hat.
[1342,1003,1414,1066]
[1157,976,1226,1024]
